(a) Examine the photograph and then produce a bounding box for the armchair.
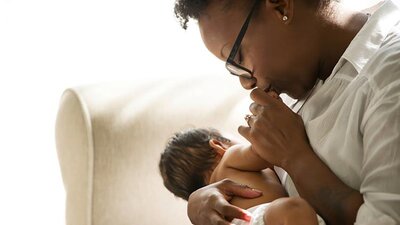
[55,75,250,225]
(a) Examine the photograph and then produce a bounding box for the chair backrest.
[55,75,250,225]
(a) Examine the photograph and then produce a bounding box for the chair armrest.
[55,76,250,225]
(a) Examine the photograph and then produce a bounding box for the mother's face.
[198,0,321,99]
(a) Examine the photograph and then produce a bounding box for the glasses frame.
[225,0,259,79]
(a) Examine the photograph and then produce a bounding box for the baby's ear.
[209,139,227,156]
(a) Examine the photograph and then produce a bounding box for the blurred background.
[0,0,391,224]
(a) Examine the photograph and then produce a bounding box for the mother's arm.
[239,88,363,225]
[283,146,363,225]
[286,81,400,224]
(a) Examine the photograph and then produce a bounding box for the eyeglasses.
[225,0,259,79]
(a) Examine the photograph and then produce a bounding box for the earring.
[283,15,288,21]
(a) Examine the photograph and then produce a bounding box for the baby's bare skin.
[209,144,287,209]
[209,144,318,225]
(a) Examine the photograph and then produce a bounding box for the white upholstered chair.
[55,75,251,225]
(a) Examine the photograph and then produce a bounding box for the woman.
[173,0,400,225]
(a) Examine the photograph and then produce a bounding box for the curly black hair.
[174,0,209,30]
[174,0,335,30]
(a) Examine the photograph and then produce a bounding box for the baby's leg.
[263,197,318,225]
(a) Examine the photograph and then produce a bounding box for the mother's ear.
[266,0,293,24]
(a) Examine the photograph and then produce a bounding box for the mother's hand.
[187,179,262,225]
[239,88,312,168]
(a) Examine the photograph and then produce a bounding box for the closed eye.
[234,49,243,64]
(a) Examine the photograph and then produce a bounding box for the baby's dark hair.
[174,0,335,29]
[159,128,231,200]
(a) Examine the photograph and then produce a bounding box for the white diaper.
[231,202,326,225]
[231,203,271,225]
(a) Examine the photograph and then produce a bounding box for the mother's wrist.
[281,145,317,175]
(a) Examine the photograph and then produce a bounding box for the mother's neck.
[317,2,369,81]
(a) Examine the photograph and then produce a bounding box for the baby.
[159,127,319,225]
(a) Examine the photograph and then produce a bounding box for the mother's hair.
[174,0,336,29]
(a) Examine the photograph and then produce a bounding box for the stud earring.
[283,15,288,21]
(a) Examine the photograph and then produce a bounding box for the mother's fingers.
[249,102,265,115]
[214,200,252,223]
[250,88,282,106]
[238,125,251,142]
[218,179,263,198]
[244,114,254,128]
[208,212,232,225]
[246,115,256,127]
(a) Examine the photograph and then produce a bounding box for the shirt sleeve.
[358,56,400,224]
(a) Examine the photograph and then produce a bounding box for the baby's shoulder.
[209,162,238,184]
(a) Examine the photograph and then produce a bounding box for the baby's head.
[159,128,232,200]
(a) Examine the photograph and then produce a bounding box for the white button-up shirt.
[279,1,400,224]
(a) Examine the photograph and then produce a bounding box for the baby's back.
[210,157,288,209]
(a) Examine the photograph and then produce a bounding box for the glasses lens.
[226,63,252,79]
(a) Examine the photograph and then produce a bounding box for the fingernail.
[243,211,253,221]
[251,188,263,194]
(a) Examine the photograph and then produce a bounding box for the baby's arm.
[217,145,287,209]
[223,144,273,171]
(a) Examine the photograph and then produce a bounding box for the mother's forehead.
[198,3,246,60]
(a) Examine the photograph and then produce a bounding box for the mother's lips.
[263,86,280,94]
[263,85,271,92]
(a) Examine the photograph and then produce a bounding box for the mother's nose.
[239,76,257,90]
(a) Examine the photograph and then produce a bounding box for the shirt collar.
[329,0,400,78]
